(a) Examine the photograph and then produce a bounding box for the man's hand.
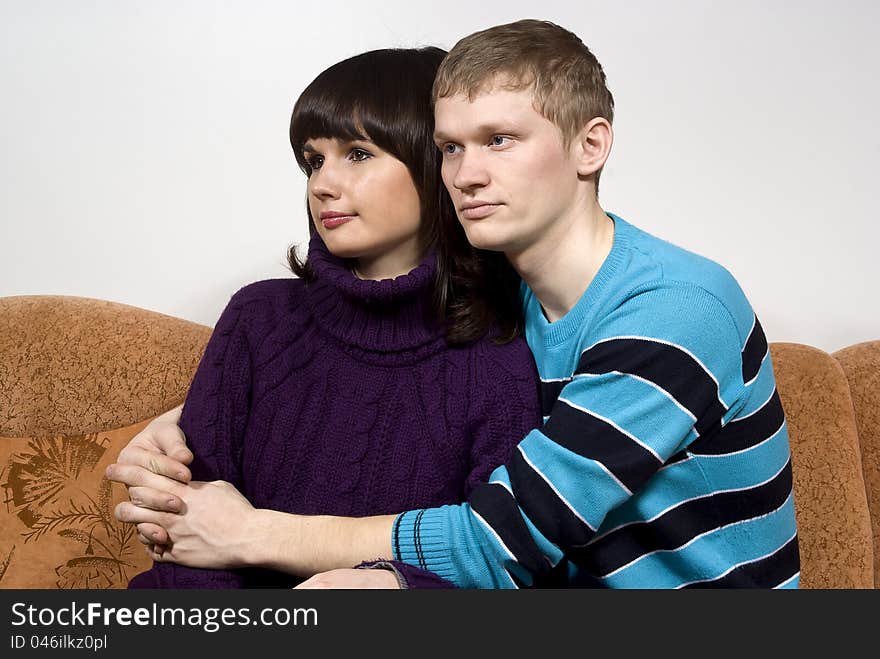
[114,480,264,569]
[294,568,400,589]
[106,404,190,545]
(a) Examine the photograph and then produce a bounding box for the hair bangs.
[290,95,370,174]
[289,50,428,174]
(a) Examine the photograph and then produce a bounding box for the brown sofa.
[1,295,877,588]
[0,295,211,588]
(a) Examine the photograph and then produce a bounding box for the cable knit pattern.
[129,236,541,589]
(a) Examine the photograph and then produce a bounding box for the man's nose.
[452,149,490,191]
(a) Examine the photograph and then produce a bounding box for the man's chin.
[460,223,510,253]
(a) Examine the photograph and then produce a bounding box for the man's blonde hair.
[433,19,615,184]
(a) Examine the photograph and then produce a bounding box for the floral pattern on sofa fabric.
[1,419,156,588]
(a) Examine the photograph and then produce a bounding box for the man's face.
[433,84,582,254]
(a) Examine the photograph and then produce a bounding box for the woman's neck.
[304,234,443,356]
[352,238,423,281]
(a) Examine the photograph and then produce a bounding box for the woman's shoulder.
[230,277,305,305]
[465,331,539,384]
[456,332,541,427]
[223,277,311,328]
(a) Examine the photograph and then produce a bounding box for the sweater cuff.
[392,508,458,585]
[355,560,456,589]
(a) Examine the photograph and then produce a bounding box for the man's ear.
[574,117,613,178]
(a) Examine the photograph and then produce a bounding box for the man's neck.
[507,202,614,322]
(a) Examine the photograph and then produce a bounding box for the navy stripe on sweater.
[540,378,570,417]
[689,389,785,456]
[507,446,596,548]
[570,459,794,577]
[576,337,727,435]
[741,315,769,385]
[680,534,800,588]
[469,482,549,576]
[542,397,662,493]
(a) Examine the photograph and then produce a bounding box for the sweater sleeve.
[392,283,748,588]
[128,286,257,589]
[355,560,456,589]
[463,336,542,497]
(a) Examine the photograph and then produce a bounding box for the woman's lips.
[321,214,357,228]
[461,204,501,220]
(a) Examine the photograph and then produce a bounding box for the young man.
[109,19,799,588]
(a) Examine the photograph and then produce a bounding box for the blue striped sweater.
[393,213,800,588]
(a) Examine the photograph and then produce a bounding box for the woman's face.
[303,137,423,280]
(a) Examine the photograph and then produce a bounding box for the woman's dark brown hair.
[287,47,521,344]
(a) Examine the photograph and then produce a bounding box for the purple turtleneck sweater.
[128,237,541,589]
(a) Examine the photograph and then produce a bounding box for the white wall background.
[2,0,877,353]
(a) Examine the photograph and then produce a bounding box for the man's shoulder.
[621,217,740,294]
[616,216,755,340]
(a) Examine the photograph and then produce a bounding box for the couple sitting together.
[107,19,800,589]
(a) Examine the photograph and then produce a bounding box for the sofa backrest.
[771,342,874,588]
[833,341,880,588]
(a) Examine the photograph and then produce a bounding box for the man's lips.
[460,203,501,220]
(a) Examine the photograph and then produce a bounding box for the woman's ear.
[574,117,613,178]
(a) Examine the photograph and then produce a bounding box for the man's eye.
[490,135,508,147]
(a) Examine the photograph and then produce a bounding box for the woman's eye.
[306,156,323,170]
[443,143,460,155]
[350,148,371,161]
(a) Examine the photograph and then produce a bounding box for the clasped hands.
[106,425,258,569]
[106,412,398,588]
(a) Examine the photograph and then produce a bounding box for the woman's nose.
[310,181,338,199]
[308,166,342,199]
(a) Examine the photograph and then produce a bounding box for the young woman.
[123,47,541,588]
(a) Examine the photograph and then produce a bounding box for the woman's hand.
[107,404,191,547]
[115,479,265,569]
[294,568,400,589]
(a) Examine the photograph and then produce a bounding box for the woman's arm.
[120,286,260,587]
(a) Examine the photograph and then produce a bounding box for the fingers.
[114,501,165,526]
[128,486,184,513]
[137,532,160,546]
[105,463,187,495]
[146,544,168,562]
[137,522,169,545]
[154,404,184,426]
[148,542,176,563]
[150,423,194,467]
[115,446,191,483]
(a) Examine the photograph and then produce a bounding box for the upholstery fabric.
[834,341,880,587]
[0,295,211,588]
[1,294,877,588]
[771,342,874,588]
[0,420,156,588]
[0,295,211,436]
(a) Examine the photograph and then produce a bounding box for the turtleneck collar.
[304,235,446,355]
